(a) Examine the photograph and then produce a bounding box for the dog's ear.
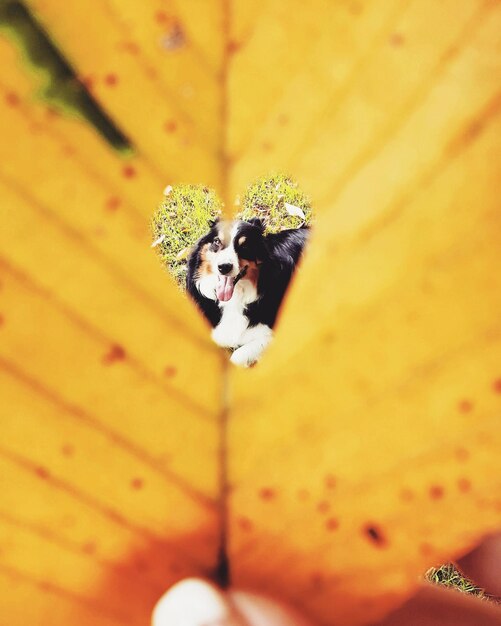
[208,216,220,228]
[246,217,265,233]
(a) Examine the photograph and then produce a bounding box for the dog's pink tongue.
[216,275,234,302]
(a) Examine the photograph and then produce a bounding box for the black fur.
[187,220,308,329]
[245,227,308,328]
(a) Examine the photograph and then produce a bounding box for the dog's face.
[194,218,265,302]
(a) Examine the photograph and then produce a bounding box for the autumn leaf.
[0,1,500,625]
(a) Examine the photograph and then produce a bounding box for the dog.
[186,217,308,367]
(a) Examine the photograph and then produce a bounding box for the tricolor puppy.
[187,217,308,367]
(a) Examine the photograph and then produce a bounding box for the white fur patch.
[197,272,218,300]
[210,278,258,348]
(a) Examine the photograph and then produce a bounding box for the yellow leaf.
[1,1,500,625]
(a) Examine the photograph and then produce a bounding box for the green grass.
[238,173,313,234]
[151,184,222,286]
[426,563,486,598]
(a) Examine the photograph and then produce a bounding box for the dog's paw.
[230,346,257,368]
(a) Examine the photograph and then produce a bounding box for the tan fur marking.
[238,235,247,246]
[239,258,259,288]
[198,243,212,277]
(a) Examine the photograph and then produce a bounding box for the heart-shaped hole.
[151,175,313,367]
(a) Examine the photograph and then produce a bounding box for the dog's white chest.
[211,284,254,349]
[211,298,273,367]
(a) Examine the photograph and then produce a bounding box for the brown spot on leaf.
[325,518,339,532]
[164,120,178,133]
[447,93,501,158]
[105,196,121,212]
[458,399,474,413]
[259,487,276,501]
[102,344,126,365]
[35,466,50,480]
[0,314,4,327]
[429,485,445,500]
[261,141,273,152]
[324,474,336,490]
[227,40,241,54]
[107,510,122,524]
[492,378,501,394]
[61,444,74,457]
[455,447,470,462]
[122,165,136,179]
[317,500,330,514]
[237,517,254,532]
[62,144,75,157]
[155,10,172,24]
[310,572,325,590]
[82,542,97,555]
[363,524,388,548]
[400,488,415,502]
[104,73,118,86]
[5,92,20,107]
[145,67,159,80]
[164,365,177,378]
[122,41,140,55]
[458,478,472,493]
[420,542,434,557]
[131,478,144,490]
[389,32,405,47]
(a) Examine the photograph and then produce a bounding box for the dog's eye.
[211,237,221,251]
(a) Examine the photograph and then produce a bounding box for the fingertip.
[152,578,235,626]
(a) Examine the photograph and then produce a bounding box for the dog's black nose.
[218,263,233,275]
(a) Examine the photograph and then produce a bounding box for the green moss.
[151,184,222,287]
[238,173,313,234]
